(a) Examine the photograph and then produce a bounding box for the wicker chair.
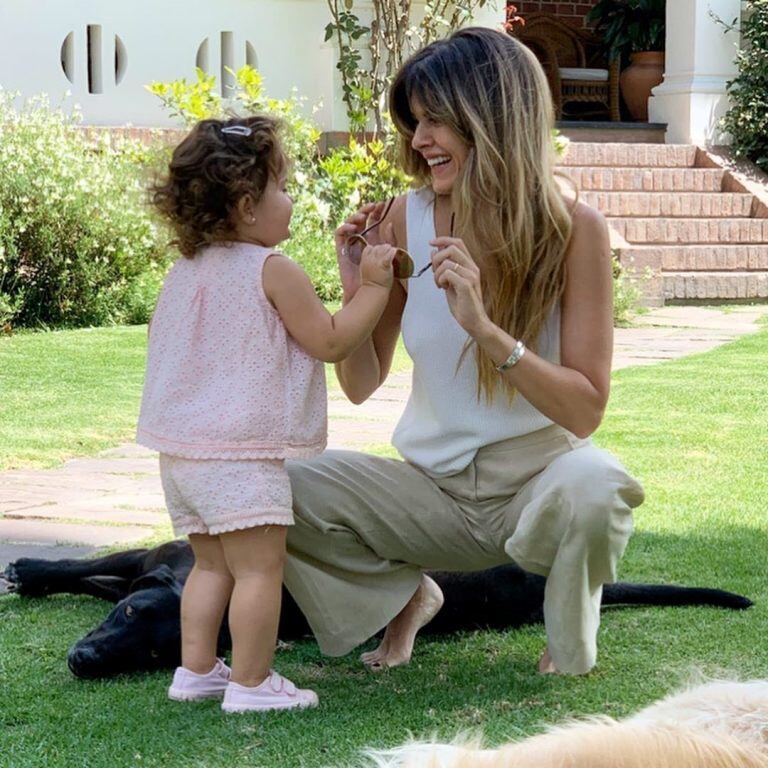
[512,13,620,122]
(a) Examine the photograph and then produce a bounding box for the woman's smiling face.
[409,97,470,195]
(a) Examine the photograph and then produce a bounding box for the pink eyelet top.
[136,242,327,460]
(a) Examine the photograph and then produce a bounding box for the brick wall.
[511,1,595,29]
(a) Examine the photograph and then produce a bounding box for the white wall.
[0,0,504,130]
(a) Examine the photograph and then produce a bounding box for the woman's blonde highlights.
[391,29,573,403]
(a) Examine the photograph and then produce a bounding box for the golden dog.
[365,681,768,768]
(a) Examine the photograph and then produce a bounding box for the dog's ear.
[129,564,182,596]
[80,575,132,603]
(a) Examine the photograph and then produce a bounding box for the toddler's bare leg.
[360,573,444,670]
[182,533,234,674]
[220,525,287,687]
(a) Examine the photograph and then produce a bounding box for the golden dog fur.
[364,681,768,768]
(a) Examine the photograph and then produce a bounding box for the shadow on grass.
[0,524,765,767]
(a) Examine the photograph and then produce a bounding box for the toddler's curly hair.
[151,115,286,257]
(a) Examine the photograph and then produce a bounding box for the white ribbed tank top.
[392,187,561,476]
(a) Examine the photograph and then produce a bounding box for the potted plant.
[586,0,666,121]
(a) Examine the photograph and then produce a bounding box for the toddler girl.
[137,115,394,712]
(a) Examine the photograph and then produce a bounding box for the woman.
[283,27,644,676]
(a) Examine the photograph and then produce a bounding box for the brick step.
[609,217,768,244]
[582,191,754,218]
[664,271,768,300]
[562,167,724,192]
[560,143,697,168]
[625,245,768,272]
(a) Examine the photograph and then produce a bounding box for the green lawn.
[1,328,767,767]
[0,325,412,471]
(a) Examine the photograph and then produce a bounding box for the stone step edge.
[562,168,726,191]
[559,144,697,168]
[586,197,757,218]
[662,270,768,276]
[607,217,763,224]
[583,191,753,196]
[663,272,768,299]
[562,166,722,172]
[619,240,768,246]
[617,246,768,273]
[622,244,768,251]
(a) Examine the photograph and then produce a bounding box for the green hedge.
[722,1,768,171]
[148,67,410,302]
[0,69,641,329]
[0,93,169,328]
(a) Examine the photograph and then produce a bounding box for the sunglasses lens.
[392,249,414,279]
[345,235,366,265]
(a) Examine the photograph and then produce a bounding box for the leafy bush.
[0,92,168,329]
[552,128,570,158]
[586,0,666,61]
[149,69,634,319]
[149,66,409,300]
[721,1,768,171]
[317,136,411,225]
[613,251,644,326]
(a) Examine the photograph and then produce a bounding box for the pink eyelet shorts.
[158,455,294,536]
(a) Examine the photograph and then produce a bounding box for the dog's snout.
[67,644,99,676]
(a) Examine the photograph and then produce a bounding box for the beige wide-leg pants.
[284,424,644,674]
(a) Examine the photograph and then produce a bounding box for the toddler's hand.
[360,244,395,291]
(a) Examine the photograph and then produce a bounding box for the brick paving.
[1,304,766,590]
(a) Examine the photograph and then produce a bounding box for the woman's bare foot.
[538,647,559,674]
[360,574,444,671]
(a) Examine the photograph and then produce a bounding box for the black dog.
[2,540,752,679]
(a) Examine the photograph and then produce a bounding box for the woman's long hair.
[390,28,573,403]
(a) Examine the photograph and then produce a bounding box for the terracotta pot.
[620,51,665,122]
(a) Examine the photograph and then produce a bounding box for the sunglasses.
[343,198,454,280]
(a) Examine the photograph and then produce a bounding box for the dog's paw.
[2,559,52,596]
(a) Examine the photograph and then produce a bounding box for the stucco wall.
[0,0,503,129]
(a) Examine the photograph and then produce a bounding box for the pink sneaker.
[167,658,231,701]
[222,670,319,713]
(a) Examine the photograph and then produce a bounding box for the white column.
[648,0,741,145]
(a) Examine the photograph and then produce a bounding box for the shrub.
[0,92,169,329]
[149,68,629,321]
[149,66,410,301]
[613,251,644,326]
[721,1,768,171]
[317,135,411,225]
[586,0,666,62]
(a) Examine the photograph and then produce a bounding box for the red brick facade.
[511,1,596,29]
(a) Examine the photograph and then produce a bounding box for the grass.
[0,325,412,471]
[1,327,767,767]
[0,327,147,470]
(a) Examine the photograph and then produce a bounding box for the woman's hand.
[335,201,394,300]
[430,236,490,337]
